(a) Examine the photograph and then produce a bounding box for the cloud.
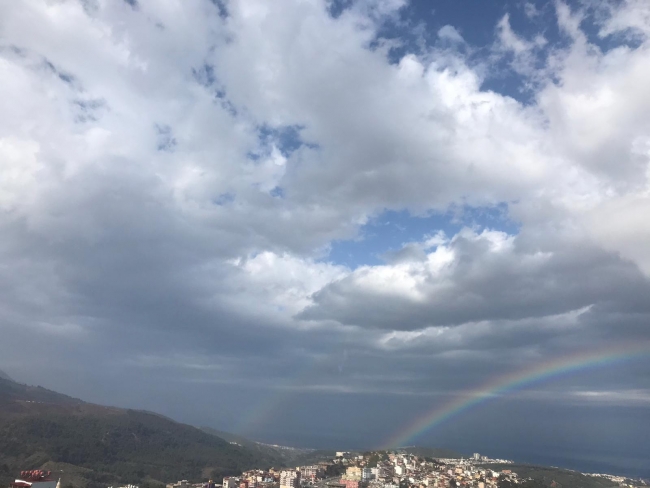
[570,389,650,406]
[497,13,535,55]
[438,25,464,44]
[599,0,650,40]
[0,0,650,457]
[299,228,650,331]
[584,195,650,275]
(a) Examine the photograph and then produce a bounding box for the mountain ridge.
[0,377,271,488]
[0,369,13,382]
[200,427,341,468]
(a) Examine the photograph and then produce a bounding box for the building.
[361,469,373,481]
[340,481,363,488]
[280,471,300,488]
[473,453,481,461]
[223,478,239,488]
[344,467,362,481]
[299,466,323,480]
[11,471,59,488]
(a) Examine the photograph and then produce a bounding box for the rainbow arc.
[381,342,650,449]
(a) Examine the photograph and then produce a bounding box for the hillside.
[200,427,294,467]
[200,428,338,469]
[0,379,87,416]
[0,377,270,488]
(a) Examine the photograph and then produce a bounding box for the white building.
[299,466,323,480]
[280,471,300,488]
[361,469,373,481]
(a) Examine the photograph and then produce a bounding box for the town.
[10,451,647,488]
[162,451,642,488]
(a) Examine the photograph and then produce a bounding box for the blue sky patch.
[213,193,235,206]
[327,204,519,268]
[259,124,305,157]
[209,0,228,19]
[326,0,354,19]
[155,124,177,152]
[192,63,217,87]
[270,186,285,199]
[361,0,637,103]
[248,124,317,163]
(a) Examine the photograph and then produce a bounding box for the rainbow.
[234,351,337,435]
[381,342,650,450]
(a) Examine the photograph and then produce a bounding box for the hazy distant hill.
[0,369,13,382]
[0,377,272,488]
[399,446,464,459]
[200,427,297,467]
[200,427,337,468]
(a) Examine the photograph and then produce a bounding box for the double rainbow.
[381,342,650,449]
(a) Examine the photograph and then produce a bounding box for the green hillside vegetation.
[289,450,339,468]
[0,378,270,488]
[0,378,83,411]
[487,464,618,488]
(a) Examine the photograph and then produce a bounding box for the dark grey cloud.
[299,229,650,331]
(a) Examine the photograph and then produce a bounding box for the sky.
[1,0,650,478]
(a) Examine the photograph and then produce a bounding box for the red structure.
[11,471,55,488]
[340,480,364,488]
